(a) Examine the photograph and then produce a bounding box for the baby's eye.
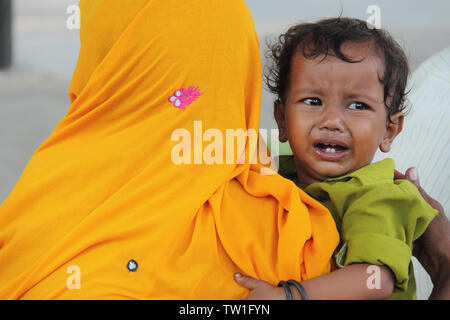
[301,97,322,106]
[347,102,371,111]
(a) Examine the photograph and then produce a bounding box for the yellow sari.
[0,0,338,299]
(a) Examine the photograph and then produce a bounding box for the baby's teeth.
[325,147,336,153]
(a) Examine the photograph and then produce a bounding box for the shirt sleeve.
[331,180,438,292]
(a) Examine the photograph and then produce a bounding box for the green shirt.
[278,156,438,300]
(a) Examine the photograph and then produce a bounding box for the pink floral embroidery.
[168,86,204,109]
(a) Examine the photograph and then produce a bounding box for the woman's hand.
[394,167,450,299]
[234,273,287,300]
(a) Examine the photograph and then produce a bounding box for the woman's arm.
[395,167,450,299]
[234,263,394,300]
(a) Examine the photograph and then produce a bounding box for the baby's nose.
[317,108,345,132]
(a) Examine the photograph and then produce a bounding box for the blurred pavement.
[1,0,77,203]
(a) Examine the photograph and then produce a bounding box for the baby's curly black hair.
[265,17,410,122]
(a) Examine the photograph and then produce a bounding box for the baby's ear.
[379,112,404,153]
[274,100,288,142]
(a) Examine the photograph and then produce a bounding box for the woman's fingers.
[405,167,420,187]
[404,167,428,198]
[394,169,406,180]
[398,167,428,199]
[403,167,444,212]
[395,167,420,187]
[234,273,261,290]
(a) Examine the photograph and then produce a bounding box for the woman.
[0,0,447,299]
[0,0,338,299]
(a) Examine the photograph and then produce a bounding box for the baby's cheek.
[354,135,381,164]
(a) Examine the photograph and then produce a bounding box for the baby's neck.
[295,171,327,186]
[294,164,357,186]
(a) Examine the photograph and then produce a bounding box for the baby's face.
[275,42,403,184]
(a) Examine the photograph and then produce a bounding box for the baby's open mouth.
[313,139,350,161]
[314,142,348,153]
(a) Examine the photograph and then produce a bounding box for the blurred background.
[0,0,449,299]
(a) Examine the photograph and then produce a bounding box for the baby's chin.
[295,157,360,184]
[310,162,355,181]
